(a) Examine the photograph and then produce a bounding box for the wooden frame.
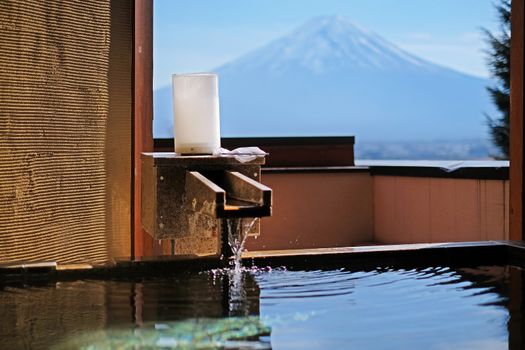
[154,137,356,167]
[133,0,154,258]
[510,0,524,240]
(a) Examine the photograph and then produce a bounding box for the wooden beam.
[510,0,524,240]
[133,0,154,258]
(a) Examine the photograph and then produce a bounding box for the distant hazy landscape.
[154,16,496,159]
[356,139,497,160]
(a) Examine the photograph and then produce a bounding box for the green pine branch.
[484,0,511,158]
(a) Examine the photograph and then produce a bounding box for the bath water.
[1,264,521,349]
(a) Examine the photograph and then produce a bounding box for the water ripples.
[0,264,516,350]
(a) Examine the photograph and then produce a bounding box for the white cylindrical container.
[172,73,221,154]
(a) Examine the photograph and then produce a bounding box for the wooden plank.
[133,0,154,258]
[396,177,431,243]
[505,180,510,239]
[508,266,524,348]
[510,0,524,240]
[373,176,398,243]
[429,178,458,243]
[484,180,507,240]
[154,137,355,167]
[461,179,484,241]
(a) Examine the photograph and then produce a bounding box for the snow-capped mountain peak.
[218,15,433,75]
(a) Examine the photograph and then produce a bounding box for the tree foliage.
[484,0,511,158]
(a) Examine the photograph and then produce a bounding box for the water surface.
[0,264,522,349]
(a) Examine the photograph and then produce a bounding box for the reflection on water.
[0,264,523,349]
[54,317,271,350]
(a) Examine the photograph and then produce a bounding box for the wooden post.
[133,0,154,258]
[508,267,524,349]
[510,0,524,240]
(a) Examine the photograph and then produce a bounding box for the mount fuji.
[154,16,494,143]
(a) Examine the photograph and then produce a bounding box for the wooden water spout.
[141,153,272,258]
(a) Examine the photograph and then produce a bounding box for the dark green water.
[0,265,523,349]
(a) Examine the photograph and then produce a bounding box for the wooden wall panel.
[374,176,509,244]
[449,179,481,242]
[133,0,155,258]
[484,180,508,240]
[505,180,510,239]
[397,177,431,243]
[374,176,398,243]
[510,0,524,240]
[245,172,374,251]
[428,179,459,242]
[0,0,133,264]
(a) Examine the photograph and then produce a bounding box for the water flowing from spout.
[224,218,259,316]
[227,218,258,273]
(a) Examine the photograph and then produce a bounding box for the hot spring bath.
[1,242,524,349]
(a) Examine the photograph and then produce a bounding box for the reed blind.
[0,0,132,264]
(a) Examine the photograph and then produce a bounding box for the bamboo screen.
[0,0,132,264]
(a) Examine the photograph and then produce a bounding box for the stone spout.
[141,153,272,258]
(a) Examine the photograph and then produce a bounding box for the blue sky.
[154,0,499,90]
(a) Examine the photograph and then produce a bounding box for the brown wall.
[374,176,509,244]
[246,171,374,251]
[0,0,133,264]
[510,0,525,240]
[246,172,509,251]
